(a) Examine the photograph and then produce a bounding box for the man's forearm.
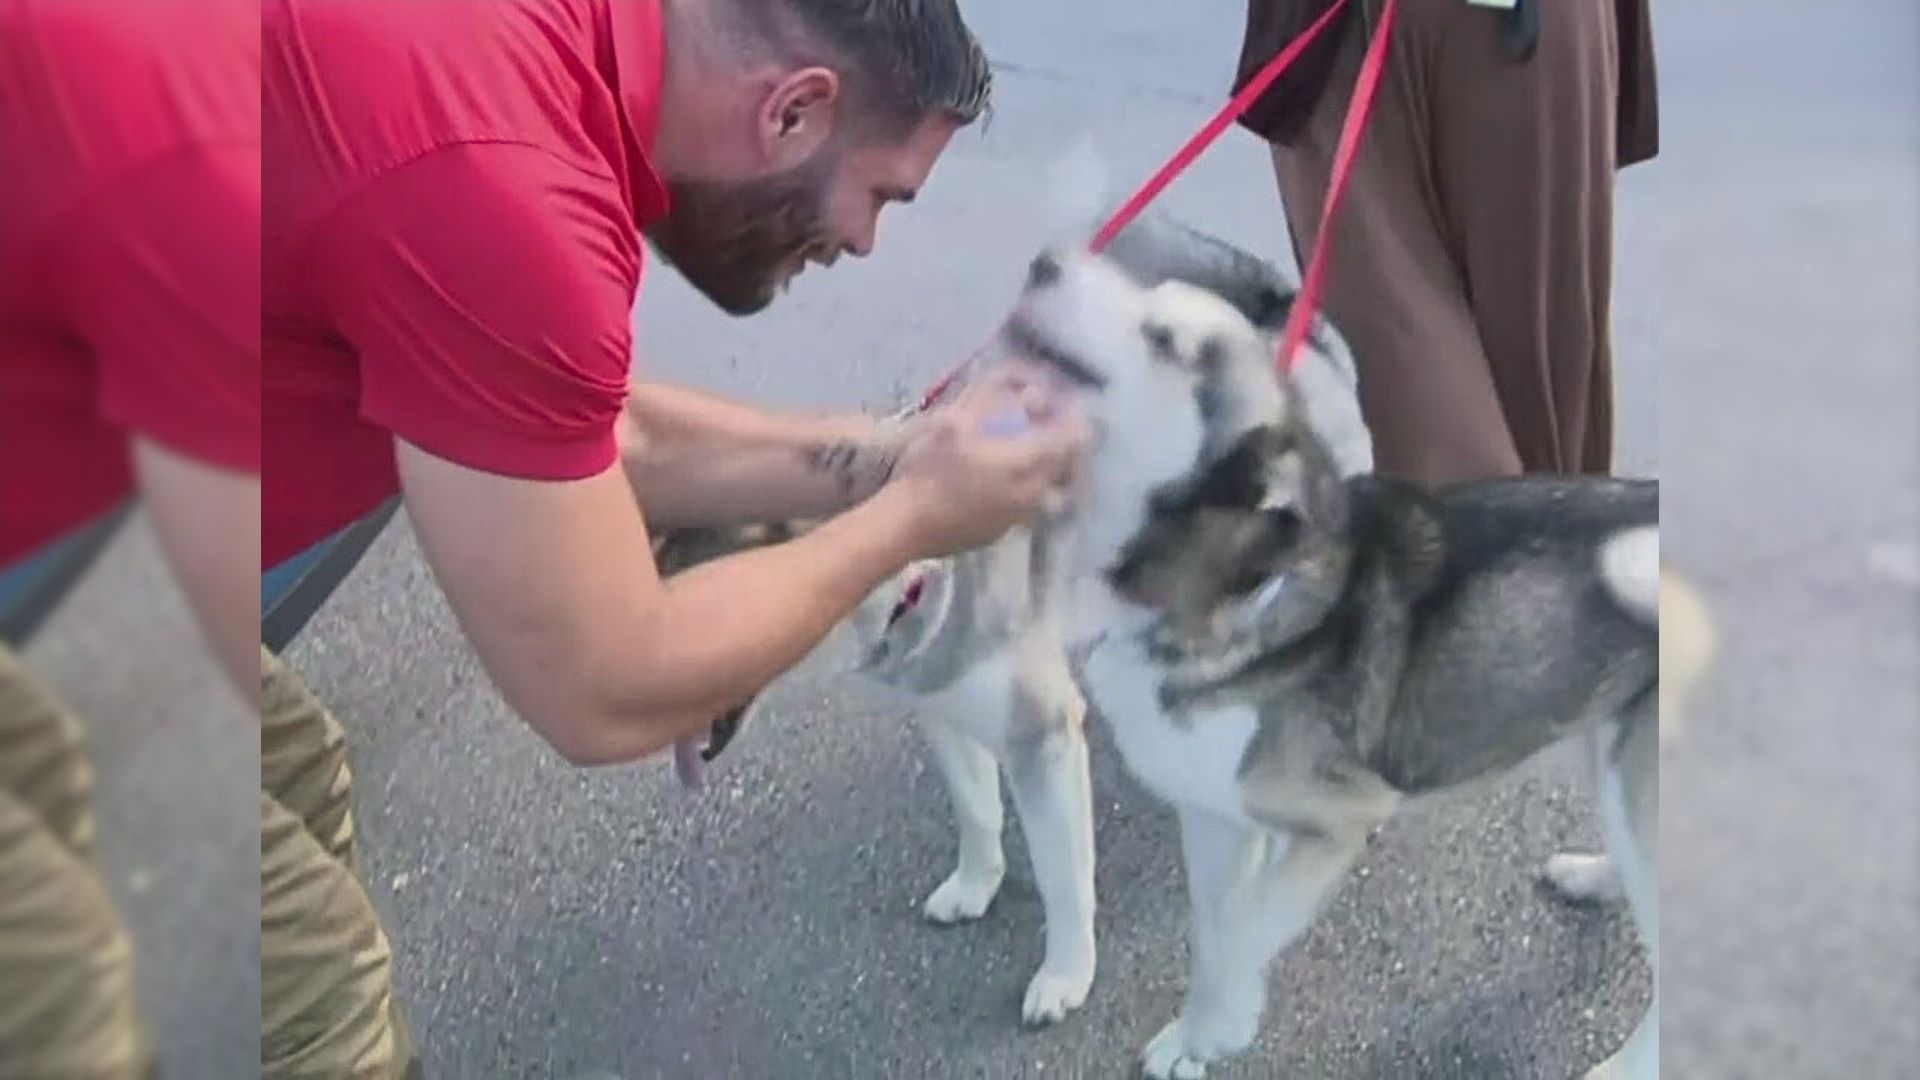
[625,437,903,527]
[622,380,905,526]
[625,379,874,449]
[571,485,927,764]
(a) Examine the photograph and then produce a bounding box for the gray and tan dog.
[661,228,1706,1077]
[1008,243,1691,1079]
[655,217,1373,1027]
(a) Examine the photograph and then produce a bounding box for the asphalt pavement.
[21,1,1916,1077]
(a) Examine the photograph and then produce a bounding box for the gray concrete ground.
[17,0,1916,1077]
[1653,1,1920,1076]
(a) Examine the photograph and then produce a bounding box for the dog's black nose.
[1027,252,1062,290]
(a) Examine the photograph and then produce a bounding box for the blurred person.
[263,0,1084,1075]
[0,0,259,1075]
[1234,0,1659,485]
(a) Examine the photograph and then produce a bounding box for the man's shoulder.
[265,0,618,187]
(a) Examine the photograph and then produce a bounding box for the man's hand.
[885,370,1091,558]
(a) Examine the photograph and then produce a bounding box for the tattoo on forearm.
[802,440,898,499]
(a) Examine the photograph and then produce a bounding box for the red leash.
[1085,0,1358,256]
[1276,0,1397,376]
[916,0,1394,415]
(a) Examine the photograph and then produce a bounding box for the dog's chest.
[917,645,1085,757]
[1083,630,1258,822]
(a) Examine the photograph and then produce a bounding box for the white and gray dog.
[661,219,1705,1078]
[1008,241,1693,1080]
[658,215,1373,1028]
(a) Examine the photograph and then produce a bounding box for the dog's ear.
[1244,283,1294,332]
[1258,449,1309,516]
[1184,427,1278,509]
[1296,424,1353,534]
[1253,446,1314,556]
[1240,423,1347,540]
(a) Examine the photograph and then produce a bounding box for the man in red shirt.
[263,0,1083,1073]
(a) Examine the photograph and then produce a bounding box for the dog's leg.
[917,721,1007,924]
[1143,808,1257,1080]
[1544,727,1628,905]
[1144,811,1363,1080]
[1543,852,1625,903]
[1586,715,1659,1080]
[1004,712,1098,1026]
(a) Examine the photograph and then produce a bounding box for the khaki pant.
[259,648,420,1080]
[1,644,420,1078]
[0,644,153,1078]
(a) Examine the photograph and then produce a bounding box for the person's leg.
[1271,1,1524,487]
[260,791,419,1079]
[0,644,98,856]
[259,648,420,1078]
[0,646,152,1076]
[1424,0,1623,476]
[1272,0,1624,482]
[260,646,361,872]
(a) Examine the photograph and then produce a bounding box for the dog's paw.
[1142,1020,1209,1080]
[1542,853,1624,905]
[1021,961,1095,1026]
[922,867,1004,924]
[1583,1056,1633,1080]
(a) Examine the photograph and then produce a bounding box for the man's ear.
[758,67,841,169]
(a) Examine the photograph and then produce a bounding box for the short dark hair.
[729,0,994,132]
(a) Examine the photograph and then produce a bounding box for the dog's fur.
[1009,244,1682,1079]
[655,217,1373,1027]
[659,225,1704,1077]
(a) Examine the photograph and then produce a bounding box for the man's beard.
[645,150,839,316]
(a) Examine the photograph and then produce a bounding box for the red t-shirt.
[261,0,672,567]
[0,1,261,567]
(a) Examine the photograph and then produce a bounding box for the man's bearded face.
[646,145,846,316]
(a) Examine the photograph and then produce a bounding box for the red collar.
[600,0,672,223]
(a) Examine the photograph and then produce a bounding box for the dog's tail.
[1599,527,1660,624]
[1602,526,1719,738]
[1658,567,1717,739]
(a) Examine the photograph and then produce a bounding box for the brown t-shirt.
[1232,0,1659,167]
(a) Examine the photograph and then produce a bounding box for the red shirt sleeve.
[313,142,643,481]
[55,143,263,474]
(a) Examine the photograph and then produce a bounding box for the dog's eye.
[1196,337,1226,373]
[1141,322,1176,359]
[1239,507,1303,573]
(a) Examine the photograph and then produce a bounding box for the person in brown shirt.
[1235,0,1658,485]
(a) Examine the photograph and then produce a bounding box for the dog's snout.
[1027,252,1063,290]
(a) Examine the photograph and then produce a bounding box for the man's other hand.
[885,370,1091,558]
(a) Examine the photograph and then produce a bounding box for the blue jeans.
[0,520,118,640]
[260,527,346,620]
[0,540,79,627]
[260,499,399,652]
